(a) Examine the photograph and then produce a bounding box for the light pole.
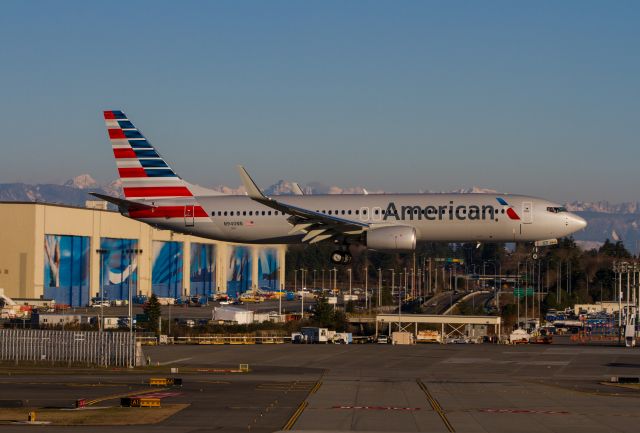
[125,248,142,368]
[313,269,317,290]
[294,269,298,293]
[484,260,497,307]
[96,248,108,333]
[300,268,306,318]
[364,265,368,311]
[404,267,408,301]
[377,268,382,307]
[332,267,337,294]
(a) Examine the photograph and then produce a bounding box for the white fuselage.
[133,193,586,245]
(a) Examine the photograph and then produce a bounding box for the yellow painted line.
[417,379,455,433]
[280,378,322,430]
[311,381,323,394]
[282,400,308,430]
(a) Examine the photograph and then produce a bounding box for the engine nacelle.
[365,226,416,251]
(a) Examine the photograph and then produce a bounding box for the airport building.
[0,202,285,307]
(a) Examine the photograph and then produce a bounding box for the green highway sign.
[513,287,534,297]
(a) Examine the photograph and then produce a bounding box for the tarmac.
[1,343,640,432]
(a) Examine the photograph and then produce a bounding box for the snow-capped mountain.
[2,176,640,253]
[565,201,640,214]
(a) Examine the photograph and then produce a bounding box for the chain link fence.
[0,329,137,367]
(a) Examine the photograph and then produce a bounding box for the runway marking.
[282,401,308,430]
[281,377,323,430]
[157,357,192,366]
[332,405,421,411]
[480,408,570,415]
[417,379,455,432]
[131,391,182,399]
[85,387,169,406]
[257,381,317,391]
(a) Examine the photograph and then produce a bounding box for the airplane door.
[184,205,195,227]
[522,202,533,224]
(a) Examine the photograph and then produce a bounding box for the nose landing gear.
[331,250,353,265]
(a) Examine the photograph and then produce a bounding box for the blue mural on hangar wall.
[190,243,216,297]
[44,235,90,307]
[98,238,139,301]
[227,246,251,298]
[152,241,183,299]
[258,248,279,291]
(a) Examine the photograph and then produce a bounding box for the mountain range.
[2,175,638,253]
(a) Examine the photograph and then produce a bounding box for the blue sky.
[0,1,638,202]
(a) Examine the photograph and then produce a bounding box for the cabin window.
[224,211,228,216]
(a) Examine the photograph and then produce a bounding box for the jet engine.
[365,226,416,251]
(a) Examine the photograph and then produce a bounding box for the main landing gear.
[331,250,353,265]
[531,246,539,260]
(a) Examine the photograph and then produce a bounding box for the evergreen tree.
[144,294,162,334]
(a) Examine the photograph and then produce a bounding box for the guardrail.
[137,335,291,345]
[0,329,136,367]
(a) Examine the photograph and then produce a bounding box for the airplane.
[93,110,587,265]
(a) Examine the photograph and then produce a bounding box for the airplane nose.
[568,213,587,231]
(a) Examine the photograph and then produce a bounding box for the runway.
[1,344,639,432]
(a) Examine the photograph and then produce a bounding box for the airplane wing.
[89,192,156,211]
[237,166,369,244]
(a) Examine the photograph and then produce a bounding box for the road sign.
[513,288,534,297]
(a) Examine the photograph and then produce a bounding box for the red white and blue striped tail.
[103,110,194,200]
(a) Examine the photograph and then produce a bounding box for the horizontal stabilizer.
[89,192,155,211]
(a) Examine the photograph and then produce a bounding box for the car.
[91,301,110,308]
[377,335,389,344]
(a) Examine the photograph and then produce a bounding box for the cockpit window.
[546,206,567,213]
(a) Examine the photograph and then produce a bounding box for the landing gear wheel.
[330,250,353,265]
[331,250,345,265]
[532,253,539,260]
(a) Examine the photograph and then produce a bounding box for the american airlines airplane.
[94,110,587,265]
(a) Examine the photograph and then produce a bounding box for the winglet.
[236,165,267,200]
[291,182,305,195]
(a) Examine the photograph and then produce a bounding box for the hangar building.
[0,202,285,306]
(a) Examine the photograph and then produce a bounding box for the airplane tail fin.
[103,110,194,200]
